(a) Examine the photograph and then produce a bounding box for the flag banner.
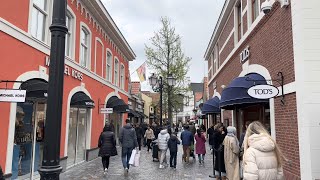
[136,62,146,82]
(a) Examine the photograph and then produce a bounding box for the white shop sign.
[247,85,279,99]
[0,89,26,102]
[240,46,250,63]
[100,108,113,114]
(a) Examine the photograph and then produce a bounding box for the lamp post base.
[38,165,62,180]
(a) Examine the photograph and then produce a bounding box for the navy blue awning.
[201,96,220,114]
[106,96,129,113]
[220,73,269,110]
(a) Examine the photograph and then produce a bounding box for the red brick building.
[0,0,135,179]
[204,0,320,179]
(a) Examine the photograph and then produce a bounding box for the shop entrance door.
[67,107,88,168]
[12,102,46,180]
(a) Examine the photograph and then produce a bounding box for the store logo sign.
[240,46,250,63]
[85,102,95,106]
[0,89,26,102]
[247,85,279,99]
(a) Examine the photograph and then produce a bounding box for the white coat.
[243,134,283,180]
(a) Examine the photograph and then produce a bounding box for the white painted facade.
[291,0,320,179]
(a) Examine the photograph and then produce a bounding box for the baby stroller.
[151,139,159,162]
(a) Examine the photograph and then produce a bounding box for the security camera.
[261,0,272,14]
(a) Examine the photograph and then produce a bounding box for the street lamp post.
[166,74,176,128]
[38,0,68,179]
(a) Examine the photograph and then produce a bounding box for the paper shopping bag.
[129,149,137,165]
[134,151,140,167]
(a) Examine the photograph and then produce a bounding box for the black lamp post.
[149,73,163,126]
[167,74,176,128]
[38,0,67,179]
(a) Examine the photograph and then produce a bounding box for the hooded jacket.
[157,129,170,150]
[167,134,180,152]
[243,134,284,180]
[119,123,138,148]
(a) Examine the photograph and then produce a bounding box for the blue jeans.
[121,147,134,169]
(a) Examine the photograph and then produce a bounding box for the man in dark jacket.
[180,125,193,163]
[135,124,143,150]
[167,132,180,169]
[207,125,215,152]
[119,119,138,175]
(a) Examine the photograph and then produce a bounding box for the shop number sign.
[0,89,26,102]
[100,108,113,114]
[247,85,279,99]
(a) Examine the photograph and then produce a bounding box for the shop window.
[252,0,259,22]
[106,51,113,82]
[114,58,119,86]
[31,0,48,41]
[120,64,125,89]
[80,27,90,68]
[65,11,74,57]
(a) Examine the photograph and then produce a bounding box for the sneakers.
[124,168,129,175]
[104,168,108,174]
[159,164,164,169]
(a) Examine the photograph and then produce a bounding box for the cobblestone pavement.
[60,142,217,180]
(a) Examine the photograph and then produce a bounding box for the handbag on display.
[129,149,137,165]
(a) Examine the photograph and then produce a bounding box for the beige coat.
[224,135,240,180]
[145,129,154,140]
[243,134,284,180]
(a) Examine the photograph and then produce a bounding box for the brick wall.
[218,11,234,50]
[243,12,248,34]
[274,93,300,180]
[219,34,234,65]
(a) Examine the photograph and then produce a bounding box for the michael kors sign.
[240,46,250,63]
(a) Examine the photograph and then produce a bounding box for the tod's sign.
[247,84,279,99]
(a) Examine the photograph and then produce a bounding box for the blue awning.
[201,96,220,114]
[220,73,269,110]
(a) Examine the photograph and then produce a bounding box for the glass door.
[67,107,87,168]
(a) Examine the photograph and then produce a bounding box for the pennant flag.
[136,62,146,82]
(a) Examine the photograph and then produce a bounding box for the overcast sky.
[101,0,225,90]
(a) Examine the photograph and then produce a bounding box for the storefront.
[201,96,221,128]
[12,79,48,179]
[67,92,94,168]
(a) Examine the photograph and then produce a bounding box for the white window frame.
[65,7,76,59]
[106,49,113,82]
[120,63,125,89]
[95,37,104,74]
[114,58,119,86]
[29,0,50,42]
[79,22,92,70]
[234,1,242,43]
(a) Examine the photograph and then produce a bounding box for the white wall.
[291,0,320,179]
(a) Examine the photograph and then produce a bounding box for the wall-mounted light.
[221,85,226,89]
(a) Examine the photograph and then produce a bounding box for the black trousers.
[147,139,152,151]
[137,138,141,150]
[102,156,110,170]
[170,151,177,167]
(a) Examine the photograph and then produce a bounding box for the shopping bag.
[134,151,140,167]
[129,149,137,165]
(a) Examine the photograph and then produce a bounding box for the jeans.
[137,138,141,150]
[197,154,205,163]
[121,147,134,169]
[170,151,177,167]
[146,139,152,151]
[101,156,110,170]
[159,149,167,165]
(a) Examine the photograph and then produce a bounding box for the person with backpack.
[167,132,180,169]
[98,124,117,175]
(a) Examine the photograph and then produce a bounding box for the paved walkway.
[60,141,217,180]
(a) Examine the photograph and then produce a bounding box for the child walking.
[167,132,180,169]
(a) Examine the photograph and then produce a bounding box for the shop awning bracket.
[0,80,24,90]
[97,98,106,114]
[245,72,285,106]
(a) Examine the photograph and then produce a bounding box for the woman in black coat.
[213,124,226,177]
[98,124,117,174]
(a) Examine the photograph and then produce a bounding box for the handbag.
[134,151,140,167]
[129,149,137,165]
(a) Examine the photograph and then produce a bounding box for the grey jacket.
[119,123,138,148]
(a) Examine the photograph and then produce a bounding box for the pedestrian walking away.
[194,129,206,165]
[98,124,118,175]
[223,126,240,180]
[213,123,227,179]
[243,121,284,180]
[119,119,138,175]
[167,132,180,169]
[135,123,143,151]
[180,125,193,163]
[144,125,155,152]
[156,127,170,168]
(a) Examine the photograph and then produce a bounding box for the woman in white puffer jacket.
[243,121,284,180]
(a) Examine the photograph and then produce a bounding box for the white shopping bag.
[129,149,137,165]
[134,151,140,167]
